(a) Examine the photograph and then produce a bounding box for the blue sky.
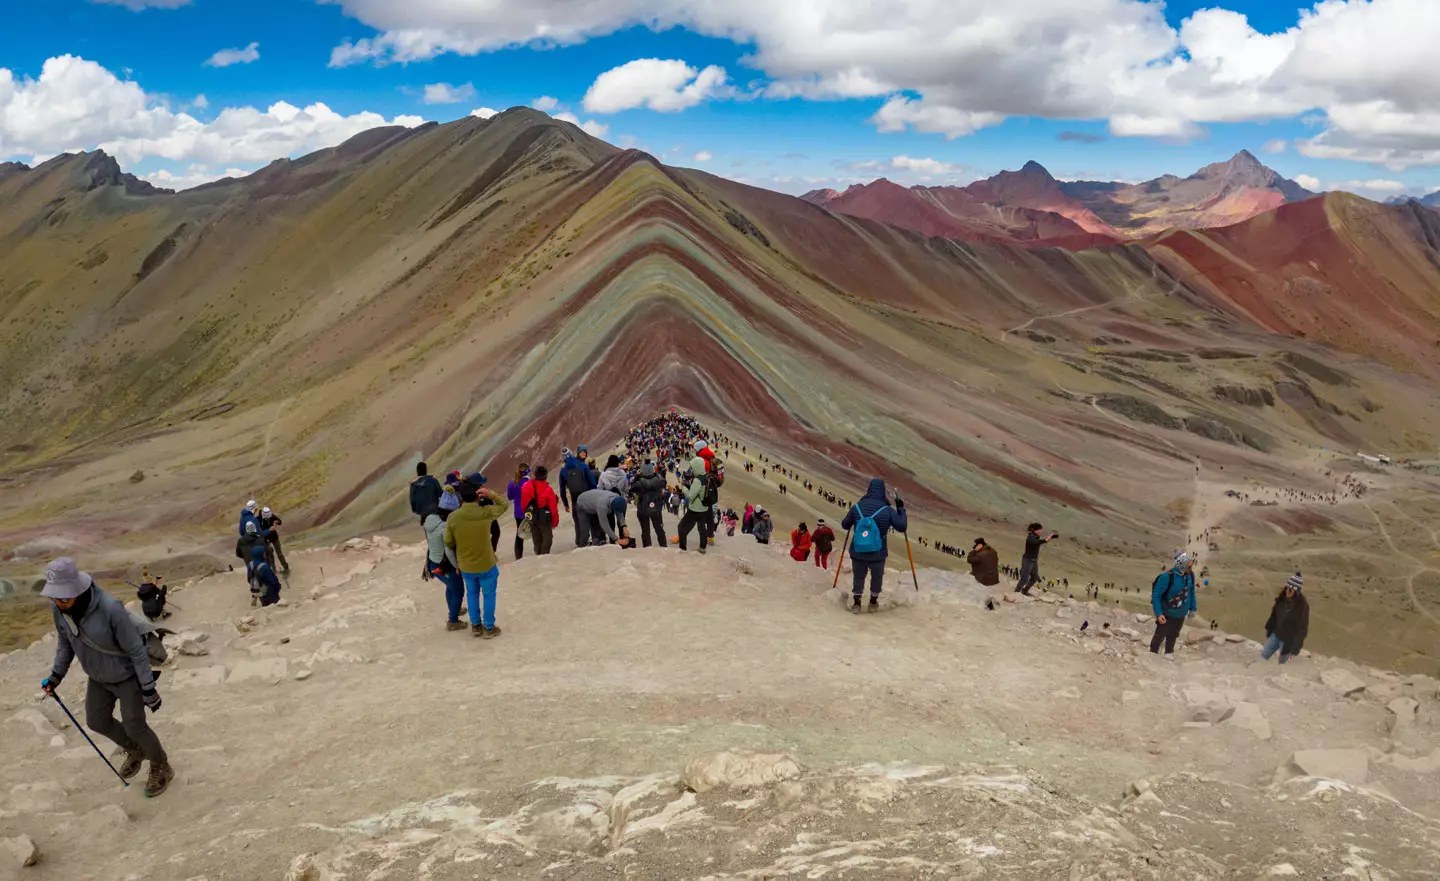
[2,0,1437,198]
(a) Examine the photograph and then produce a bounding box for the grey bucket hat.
[42,557,94,600]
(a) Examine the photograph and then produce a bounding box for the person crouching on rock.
[249,544,284,607]
[136,570,169,621]
[967,538,1000,588]
[444,482,511,639]
[790,522,812,562]
[1260,573,1309,664]
[1149,550,1196,656]
[40,558,174,798]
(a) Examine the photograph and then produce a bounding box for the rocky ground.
[2,534,1439,880]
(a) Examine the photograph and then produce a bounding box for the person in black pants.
[1015,523,1057,594]
[1150,550,1197,655]
[630,461,668,548]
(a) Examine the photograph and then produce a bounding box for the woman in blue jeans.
[423,508,466,631]
[1260,573,1309,663]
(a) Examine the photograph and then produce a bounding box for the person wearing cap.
[1015,522,1057,596]
[751,506,774,544]
[461,472,503,554]
[811,519,836,569]
[630,461,669,549]
[39,558,174,798]
[678,458,713,553]
[1149,550,1197,655]
[575,488,632,547]
[1260,573,1309,664]
[239,499,260,537]
[257,505,290,574]
[966,537,1000,587]
[559,447,599,547]
[444,482,512,638]
[235,520,268,604]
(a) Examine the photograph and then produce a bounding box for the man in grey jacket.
[40,558,173,798]
[575,489,632,547]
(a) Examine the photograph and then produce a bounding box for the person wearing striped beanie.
[1261,572,1309,664]
[1149,549,1196,656]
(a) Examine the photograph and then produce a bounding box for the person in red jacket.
[694,439,716,473]
[519,466,561,555]
[811,520,836,570]
[789,522,813,562]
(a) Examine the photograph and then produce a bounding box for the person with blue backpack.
[840,478,908,613]
[1150,550,1197,655]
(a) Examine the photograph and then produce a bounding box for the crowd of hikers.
[32,409,1323,801]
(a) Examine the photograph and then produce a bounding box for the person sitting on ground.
[811,519,836,570]
[258,506,290,574]
[840,479,908,613]
[409,462,443,524]
[40,558,174,797]
[1149,550,1197,656]
[444,482,511,639]
[967,537,1000,587]
[135,571,169,621]
[790,522,813,562]
[752,506,774,545]
[1260,573,1309,664]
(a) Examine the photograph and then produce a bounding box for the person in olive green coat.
[444,484,511,638]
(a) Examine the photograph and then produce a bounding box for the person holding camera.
[1015,523,1057,595]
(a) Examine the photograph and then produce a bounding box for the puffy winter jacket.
[409,474,443,516]
[49,585,158,690]
[1151,568,1197,618]
[559,455,597,507]
[519,479,561,528]
[631,473,668,517]
[840,478,908,561]
[752,514,774,543]
[1265,592,1310,653]
[598,467,631,496]
[967,545,1000,587]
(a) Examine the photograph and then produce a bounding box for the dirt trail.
[1368,503,1440,628]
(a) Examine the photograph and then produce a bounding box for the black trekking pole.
[47,692,129,787]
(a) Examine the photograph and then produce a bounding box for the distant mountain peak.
[1019,160,1054,178]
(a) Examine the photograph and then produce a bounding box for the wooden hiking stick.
[903,531,919,591]
[831,528,852,591]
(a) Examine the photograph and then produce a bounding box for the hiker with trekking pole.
[39,558,174,797]
[840,478,909,613]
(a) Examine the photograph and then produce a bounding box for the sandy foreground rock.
[1,538,1438,879]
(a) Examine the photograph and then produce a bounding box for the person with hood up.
[967,537,1000,587]
[751,506,774,544]
[409,462,443,524]
[40,558,173,798]
[743,503,755,534]
[249,543,284,607]
[559,447,598,540]
[630,461,669,548]
[1015,523,1057,595]
[238,499,260,537]
[235,520,267,605]
[678,458,713,553]
[694,439,717,475]
[840,478,908,613]
[506,464,531,561]
[575,489,632,547]
[444,482,511,638]
[790,523,813,562]
[423,506,465,630]
[811,519,836,569]
[1260,573,1309,664]
[1149,550,1197,655]
[597,454,631,496]
[519,466,561,555]
[439,480,462,513]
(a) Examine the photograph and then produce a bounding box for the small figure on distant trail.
[751,506,773,545]
[967,537,1000,587]
[841,479,907,614]
[410,462,443,525]
[1015,523,1057,596]
[41,558,174,798]
[1150,550,1196,657]
[812,519,836,570]
[1260,573,1309,664]
[743,503,755,534]
[258,506,290,574]
[250,544,283,607]
[790,523,813,563]
[521,466,560,556]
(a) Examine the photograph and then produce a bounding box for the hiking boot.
[481,626,502,640]
[850,596,863,614]
[144,762,174,798]
[446,621,466,632]
[250,595,259,607]
[868,598,880,613]
[118,749,145,780]
[471,625,485,637]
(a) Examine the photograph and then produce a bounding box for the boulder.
[1320,668,1367,698]
[1221,702,1272,741]
[1381,749,1440,775]
[1386,697,1420,733]
[1276,748,1370,785]
[1184,629,1217,645]
[1223,633,1246,643]
[1113,627,1141,641]
[682,751,802,793]
[1,835,39,869]
[227,658,289,684]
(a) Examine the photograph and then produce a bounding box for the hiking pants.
[852,558,885,597]
[434,567,463,622]
[814,550,831,570]
[1150,615,1185,654]
[575,511,607,547]
[86,677,167,765]
[1015,558,1040,594]
[572,509,589,549]
[513,518,526,560]
[490,520,500,553]
[531,518,554,556]
[678,510,711,551]
[462,566,499,630]
[1259,634,1293,664]
[266,534,289,571]
[639,512,665,548]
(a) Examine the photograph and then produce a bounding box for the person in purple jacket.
[506,464,531,560]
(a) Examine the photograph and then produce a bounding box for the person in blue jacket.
[1150,550,1197,655]
[238,499,260,537]
[840,478,908,614]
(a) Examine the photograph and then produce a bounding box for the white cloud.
[1294,174,1322,191]
[91,0,190,9]
[0,55,424,176]
[1261,139,1287,154]
[551,111,609,138]
[320,0,1440,167]
[583,58,729,113]
[890,155,964,176]
[531,95,559,112]
[193,94,209,110]
[470,107,498,119]
[841,155,971,182]
[142,164,252,190]
[205,42,260,68]
[693,150,712,162]
[1332,178,1406,195]
[422,82,476,104]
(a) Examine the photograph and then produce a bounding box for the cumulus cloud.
[1261,139,1287,154]
[470,107,498,119]
[193,94,209,109]
[205,42,260,68]
[843,155,970,181]
[583,59,728,113]
[531,96,559,112]
[321,0,1440,167]
[421,82,476,104]
[1294,174,1323,191]
[0,55,423,175]
[693,150,711,162]
[1332,178,1406,195]
[553,111,608,138]
[142,164,252,190]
